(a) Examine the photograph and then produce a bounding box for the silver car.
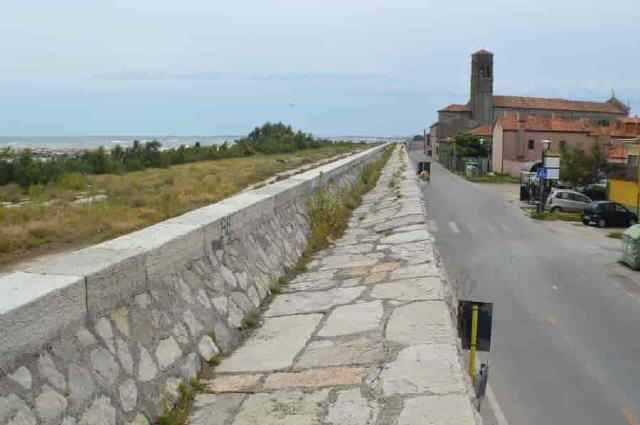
[546,190,592,213]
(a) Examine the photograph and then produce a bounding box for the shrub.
[57,173,87,191]
[0,183,23,203]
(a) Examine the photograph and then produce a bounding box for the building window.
[628,155,638,166]
[617,121,622,130]
[436,146,439,155]
[598,119,609,127]
[528,139,534,150]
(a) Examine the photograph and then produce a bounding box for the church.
[431,50,630,144]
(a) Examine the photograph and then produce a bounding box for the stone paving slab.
[215,314,322,373]
[189,145,480,424]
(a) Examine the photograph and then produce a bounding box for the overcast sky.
[1,0,638,136]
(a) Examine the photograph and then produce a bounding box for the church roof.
[473,49,493,56]
[493,95,627,114]
[468,125,493,137]
[438,103,471,112]
[496,114,592,133]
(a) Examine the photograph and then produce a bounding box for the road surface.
[409,151,640,425]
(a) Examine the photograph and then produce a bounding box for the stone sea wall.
[0,144,387,425]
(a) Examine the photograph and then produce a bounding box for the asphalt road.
[408,149,640,425]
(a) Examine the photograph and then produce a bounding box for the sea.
[0,135,393,151]
[0,136,239,151]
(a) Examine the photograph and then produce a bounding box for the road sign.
[536,167,547,179]
[458,301,493,352]
[544,157,560,180]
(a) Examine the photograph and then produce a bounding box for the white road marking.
[448,221,460,234]
[552,285,558,290]
[500,223,512,233]
[486,223,497,233]
[487,384,510,425]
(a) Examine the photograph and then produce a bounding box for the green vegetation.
[0,122,364,188]
[559,138,606,186]
[0,143,365,268]
[158,380,206,425]
[412,134,425,142]
[453,133,489,158]
[529,210,582,222]
[303,146,394,257]
[607,231,624,239]
[241,310,259,329]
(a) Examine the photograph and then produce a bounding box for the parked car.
[577,183,607,200]
[582,201,638,227]
[546,190,591,213]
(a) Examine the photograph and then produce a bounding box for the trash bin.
[465,161,479,177]
[621,225,640,270]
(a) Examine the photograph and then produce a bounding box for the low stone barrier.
[0,144,387,425]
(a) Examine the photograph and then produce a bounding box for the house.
[607,142,640,165]
[491,114,596,176]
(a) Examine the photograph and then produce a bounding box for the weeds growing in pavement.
[158,379,205,425]
[242,310,259,329]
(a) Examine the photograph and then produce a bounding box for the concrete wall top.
[0,143,386,365]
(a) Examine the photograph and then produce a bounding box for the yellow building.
[608,142,640,209]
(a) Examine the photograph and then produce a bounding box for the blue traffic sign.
[536,167,547,179]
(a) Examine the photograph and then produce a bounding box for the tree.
[589,137,606,179]
[560,139,605,186]
[454,133,488,158]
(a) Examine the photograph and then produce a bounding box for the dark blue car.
[582,201,638,228]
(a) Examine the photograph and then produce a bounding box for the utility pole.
[423,128,427,156]
[538,140,552,213]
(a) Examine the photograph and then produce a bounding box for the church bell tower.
[470,50,494,125]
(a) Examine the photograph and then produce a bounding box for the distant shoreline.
[0,135,397,152]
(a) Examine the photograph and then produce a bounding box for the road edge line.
[475,353,509,425]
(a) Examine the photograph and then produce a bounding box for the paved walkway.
[188,146,479,425]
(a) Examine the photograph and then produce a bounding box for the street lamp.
[538,140,552,213]
[479,139,485,173]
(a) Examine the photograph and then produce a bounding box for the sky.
[0,0,639,137]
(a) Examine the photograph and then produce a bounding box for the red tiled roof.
[493,95,627,114]
[438,104,471,112]
[608,144,627,160]
[496,114,592,133]
[469,125,493,137]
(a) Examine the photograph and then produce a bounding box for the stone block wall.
[0,144,386,425]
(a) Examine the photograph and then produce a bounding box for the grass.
[303,146,394,257]
[0,144,365,268]
[607,231,624,239]
[529,210,582,222]
[241,310,259,329]
[157,380,205,425]
[458,172,519,184]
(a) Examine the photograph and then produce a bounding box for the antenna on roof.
[611,88,616,98]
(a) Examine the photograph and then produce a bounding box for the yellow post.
[468,305,479,384]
